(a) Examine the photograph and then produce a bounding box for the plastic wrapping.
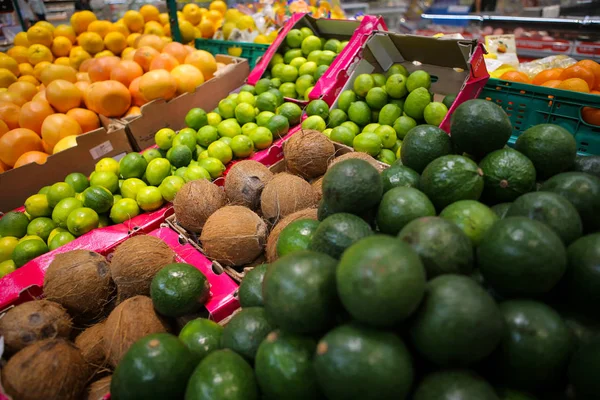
[519,55,578,78]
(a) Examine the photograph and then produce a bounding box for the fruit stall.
[1,1,600,399]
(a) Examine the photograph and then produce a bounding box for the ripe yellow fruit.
[53,24,77,44]
[69,47,91,70]
[78,32,104,54]
[14,32,30,47]
[27,26,53,47]
[179,20,196,43]
[18,63,34,77]
[95,50,115,58]
[54,57,71,66]
[205,10,222,23]
[254,34,269,44]
[236,15,255,31]
[18,75,39,85]
[140,4,160,22]
[209,0,227,15]
[34,21,55,33]
[183,3,202,25]
[70,11,97,35]
[7,46,29,64]
[0,55,20,76]
[51,36,73,57]
[127,33,141,48]
[0,69,17,88]
[159,13,169,25]
[222,22,235,39]
[121,47,136,60]
[198,19,216,39]
[123,10,145,33]
[104,32,127,55]
[112,21,130,37]
[87,20,113,39]
[143,21,165,36]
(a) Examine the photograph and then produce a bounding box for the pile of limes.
[301,64,456,165]
[258,27,348,100]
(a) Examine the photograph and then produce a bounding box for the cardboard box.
[125,55,250,151]
[0,118,131,212]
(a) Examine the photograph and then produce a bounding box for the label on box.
[89,141,114,160]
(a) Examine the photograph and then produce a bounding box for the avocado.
[563,233,600,308]
[398,217,474,278]
[314,323,413,400]
[309,213,372,259]
[150,263,210,317]
[179,318,223,364]
[479,148,536,203]
[400,125,453,173]
[238,264,268,308]
[477,217,567,297]
[409,274,504,366]
[413,370,500,400]
[317,198,334,221]
[568,336,600,399]
[439,200,499,246]
[491,202,512,218]
[380,163,420,193]
[337,235,426,327]
[442,93,457,109]
[221,307,275,361]
[276,219,320,258]
[572,155,600,178]
[376,187,436,235]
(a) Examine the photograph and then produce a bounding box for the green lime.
[277,102,302,125]
[25,194,51,218]
[66,207,99,237]
[391,140,402,154]
[198,151,209,159]
[324,39,341,53]
[218,98,237,119]
[230,135,254,158]
[353,74,375,97]
[26,217,55,242]
[299,61,317,77]
[304,85,314,100]
[234,102,256,124]
[18,235,44,243]
[385,74,408,99]
[276,219,320,257]
[301,35,322,56]
[95,157,120,175]
[109,197,140,224]
[121,178,147,199]
[267,89,284,106]
[197,157,226,179]
[143,149,162,164]
[327,109,348,128]
[375,125,398,149]
[254,78,273,95]
[207,141,233,164]
[377,148,396,165]
[0,211,29,238]
[307,50,322,64]
[378,104,402,126]
[300,27,314,38]
[167,145,193,168]
[237,91,256,106]
[423,102,449,126]
[179,318,223,364]
[112,194,122,204]
[290,57,307,69]
[389,98,405,112]
[302,115,326,131]
[207,112,222,126]
[366,87,388,110]
[348,101,371,126]
[330,126,355,146]
[372,110,380,123]
[90,171,119,194]
[82,186,114,214]
[150,263,210,317]
[47,182,76,208]
[48,227,67,243]
[372,73,386,87]
[155,128,176,150]
[196,125,219,147]
[340,121,360,135]
[406,70,431,92]
[307,99,330,120]
[159,176,185,202]
[393,116,417,140]
[146,158,172,186]
[278,65,298,84]
[295,75,315,97]
[64,172,89,193]
[0,260,16,277]
[174,167,188,179]
[338,90,357,113]
[227,93,239,103]
[218,137,232,146]
[279,82,297,99]
[0,236,19,262]
[241,122,258,136]
[50,196,82,229]
[387,63,409,78]
[12,239,48,267]
[266,115,289,139]
[363,123,380,133]
[184,165,211,182]
[48,231,76,250]
[272,63,285,79]
[256,92,278,113]
[269,54,284,69]
[318,50,336,66]
[322,128,332,138]
[442,94,457,109]
[120,153,148,179]
[136,186,164,212]
[270,78,281,88]
[286,29,303,48]
[173,129,197,153]
[185,108,208,130]
[404,87,431,120]
[249,125,273,149]
[217,119,242,138]
[257,111,275,127]
[97,215,109,228]
[353,132,383,156]
[314,64,328,81]
[38,186,50,194]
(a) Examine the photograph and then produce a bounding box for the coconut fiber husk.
[260,173,318,223]
[311,176,324,201]
[109,235,176,301]
[102,295,169,367]
[75,322,109,376]
[85,375,112,400]
[328,151,388,172]
[284,129,335,179]
[1,338,90,400]
[0,299,72,355]
[200,205,268,267]
[44,250,114,320]
[224,160,274,211]
[173,179,227,233]
[265,208,319,262]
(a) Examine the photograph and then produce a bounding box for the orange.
[162,42,188,64]
[54,24,76,44]
[34,21,55,34]
[87,56,120,82]
[532,68,563,86]
[178,20,196,44]
[0,119,8,138]
[143,21,165,37]
[139,69,177,101]
[18,63,34,77]
[557,78,590,93]
[133,46,160,72]
[78,58,94,73]
[171,64,204,94]
[0,68,17,89]
[209,0,227,15]
[159,13,169,25]
[198,19,216,39]
[7,46,29,64]
[32,90,46,103]
[124,106,141,117]
[123,10,145,33]
[46,80,82,112]
[137,34,165,51]
[140,4,160,23]
[27,45,53,66]
[13,151,48,168]
[74,80,90,94]
[66,108,100,133]
[163,23,171,37]
[183,3,203,25]
[69,47,91,70]
[39,63,77,85]
[559,65,595,90]
[87,20,112,39]
[112,21,130,37]
[78,32,104,55]
[127,33,141,48]
[14,32,29,47]
[575,60,600,90]
[95,50,115,58]
[41,113,83,152]
[55,57,71,66]
[70,11,97,35]
[19,100,54,134]
[103,32,127,55]
[582,107,600,126]
[121,47,136,60]
[0,128,44,166]
[205,10,222,23]
[8,81,37,101]
[27,26,53,48]
[110,60,143,87]
[76,71,90,82]
[0,101,21,129]
[0,91,26,106]
[18,75,40,86]
[150,53,179,72]
[0,56,19,76]
[185,50,217,80]
[129,76,147,106]
[84,80,131,117]
[499,70,531,84]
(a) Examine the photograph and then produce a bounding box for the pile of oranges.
[0,4,234,175]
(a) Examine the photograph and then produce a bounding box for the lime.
[66,207,99,237]
[374,125,398,149]
[48,227,67,244]
[0,260,16,277]
[230,135,254,158]
[82,186,114,214]
[25,194,51,218]
[198,151,209,159]
[279,82,297,99]
[330,126,355,146]
[155,128,176,150]
[159,176,185,202]
[387,63,409,78]
[323,129,332,138]
[196,125,219,147]
[276,102,302,125]
[271,63,285,79]
[48,231,76,250]
[218,98,237,119]
[174,167,188,179]
[52,196,83,228]
[389,98,405,112]
[295,74,314,97]
[348,101,371,126]
[340,121,360,136]
[25,217,55,242]
[12,239,48,267]
[406,70,431,92]
[353,132,383,156]
[184,165,211,182]
[404,87,431,120]
[365,87,388,110]
[112,194,123,204]
[423,102,449,126]
[338,90,357,113]
[377,148,396,165]
[269,54,284,70]
[256,111,275,127]
[286,29,303,48]
[234,102,256,125]
[391,140,403,154]
[47,182,76,208]
[255,79,273,96]
[98,215,110,228]
[353,74,375,97]
[300,27,314,38]
[197,157,226,179]
[108,197,140,224]
[166,144,192,168]
[143,149,162,164]
[38,186,50,195]
[299,61,317,77]
[18,235,44,243]
[0,212,29,238]
[318,50,336,66]
[64,172,89,193]
[146,158,172,186]
[279,65,298,84]
[378,103,402,126]
[218,137,232,146]
[276,219,320,257]
[324,39,341,53]
[307,50,322,64]
[207,141,233,164]
[363,123,381,133]
[217,118,242,138]
[442,94,457,109]
[256,92,278,113]
[185,108,208,130]
[236,91,255,106]
[301,35,322,56]
[121,178,147,200]
[173,129,197,153]
[241,122,258,136]
[271,78,281,88]
[207,112,222,127]
[340,41,349,50]
[0,236,19,262]
[302,115,326,131]
[327,109,347,128]
[267,89,284,106]
[306,99,329,120]
[136,186,164,212]
[266,115,289,138]
[120,153,148,179]
[90,171,119,194]
[372,73,386,87]
[385,74,408,99]
[178,318,223,363]
[372,110,380,123]
[393,115,417,139]
[249,126,273,150]
[95,157,120,175]
[290,57,307,69]
[314,64,328,81]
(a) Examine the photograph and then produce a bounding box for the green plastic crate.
[480,78,600,156]
[194,39,269,68]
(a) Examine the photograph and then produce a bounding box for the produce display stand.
[195,38,269,69]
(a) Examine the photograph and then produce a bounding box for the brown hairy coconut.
[86,375,112,400]
[328,151,388,172]
[266,208,318,262]
[0,299,72,354]
[103,295,168,367]
[200,205,267,266]
[284,129,335,179]
[260,173,318,222]
[311,176,324,201]
[109,235,176,301]
[224,160,274,210]
[44,250,114,319]
[1,338,90,400]
[174,179,227,233]
[75,322,107,374]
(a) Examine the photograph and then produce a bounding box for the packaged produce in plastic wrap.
[519,55,578,78]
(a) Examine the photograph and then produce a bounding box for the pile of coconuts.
[172,130,345,270]
[0,234,212,400]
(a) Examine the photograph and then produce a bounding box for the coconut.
[260,173,318,222]
[200,205,267,267]
[265,208,319,262]
[284,129,335,179]
[1,338,90,400]
[103,295,169,367]
[109,235,176,301]
[44,250,114,319]
[328,151,388,172]
[86,375,112,400]
[75,322,107,374]
[174,179,227,233]
[0,299,72,355]
[224,160,274,211]
[311,176,324,201]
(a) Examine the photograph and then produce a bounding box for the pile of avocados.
[111,99,600,400]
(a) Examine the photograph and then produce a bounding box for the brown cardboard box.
[124,55,250,151]
[0,118,131,212]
